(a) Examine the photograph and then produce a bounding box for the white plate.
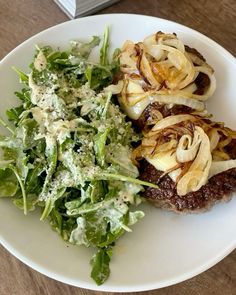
[0,14,236,292]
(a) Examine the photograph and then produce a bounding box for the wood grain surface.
[0,0,236,294]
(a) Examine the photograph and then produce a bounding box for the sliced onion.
[143,34,165,60]
[163,38,185,52]
[127,80,145,94]
[142,137,158,147]
[139,52,161,87]
[120,40,137,72]
[151,94,205,111]
[146,109,163,125]
[187,51,205,66]
[146,150,179,173]
[118,93,152,120]
[176,129,201,163]
[177,126,212,196]
[118,32,216,118]
[167,50,187,71]
[182,83,197,94]
[169,168,182,182]
[146,46,165,61]
[119,91,205,120]
[143,34,156,47]
[218,135,232,148]
[120,51,137,72]
[209,160,236,178]
[191,65,216,101]
[212,150,231,161]
[153,139,177,154]
[208,129,220,151]
[152,114,196,131]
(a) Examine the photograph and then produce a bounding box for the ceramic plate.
[0,14,235,292]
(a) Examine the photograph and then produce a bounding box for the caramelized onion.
[176,126,212,196]
[133,114,236,196]
[118,32,216,120]
[209,160,236,178]
[176,129,202,163]
[152,114,196,131]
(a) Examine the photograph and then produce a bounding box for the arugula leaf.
[85,66,113,90]
[12,66,29,83]
[0,117,14,134]
[41,137,58,196]
[49,207,63,234]
[41,187,66,220]
[94,128,110,167]
[100,27,110,66]
[6,105,25,125]
[0,29,150,285]
[66,190,139,248]
[128,211,145,226]
[101,172,159,189]
[89,180,107,203]
[69,217,90,247]
[49,204,77,241]
[0,138,30,182]
[11,166,27,214]
[61,149,85,187]
[105,144,139,177]
[90,247,112,285]
[0,168,18,197]
[71,36,100,58]
[101,92,112,118]
[17,118,39,149]
[15,88,31,103]
[25,160,45,194]
[85,67,92,87]
[13,194,38,211]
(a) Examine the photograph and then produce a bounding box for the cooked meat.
[185,45,206,62]
[185,45,210,95]
[135,102,193,130]
[225,139,236,159]
[194,72,211,95]
[139,159,236,213]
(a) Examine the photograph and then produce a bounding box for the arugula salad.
[0,28,156,285]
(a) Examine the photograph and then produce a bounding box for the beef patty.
[139,159,236,213]
[135,103,193,130]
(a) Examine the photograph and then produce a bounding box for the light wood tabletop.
[0,0,236,294]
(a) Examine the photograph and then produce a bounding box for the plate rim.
[0,13,236,292]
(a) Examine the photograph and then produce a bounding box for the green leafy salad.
[0,28,156,285]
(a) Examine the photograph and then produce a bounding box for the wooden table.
[0,0,235,294]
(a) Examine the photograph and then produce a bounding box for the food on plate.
[111,31,236,213]
[0,28,157,285]
[116,32,216,121]
[133,114,236,212]
[0,27,234,285]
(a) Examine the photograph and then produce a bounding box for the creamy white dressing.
[28,73,66,119]
[34,51,47,71]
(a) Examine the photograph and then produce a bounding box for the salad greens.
[0,28,157,285]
